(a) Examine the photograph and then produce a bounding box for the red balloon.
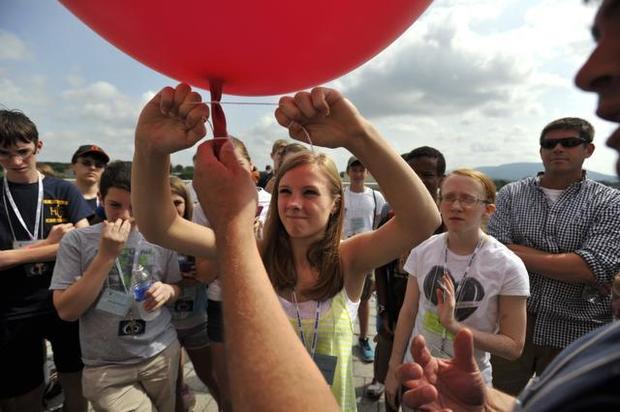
[60,0,431,96]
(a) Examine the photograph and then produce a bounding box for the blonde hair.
[441,168,496,203]
[169,175,193,221]
[261,151,344,301]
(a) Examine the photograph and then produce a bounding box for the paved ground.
[45,295,385,412]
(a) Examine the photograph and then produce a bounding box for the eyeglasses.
[540,137,588,150]
[78,158,106,169]
[439,193,489,207]
[0,146,36,161]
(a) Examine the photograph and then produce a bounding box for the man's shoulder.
[498,177,537,193]
[582,178,620,200]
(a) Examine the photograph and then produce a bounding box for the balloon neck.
[210,79,228,139]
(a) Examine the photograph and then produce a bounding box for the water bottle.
[131,265,160,321]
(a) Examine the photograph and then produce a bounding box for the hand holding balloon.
[275,87,373,152]
[135,83,210,156]
[193,139,258,235]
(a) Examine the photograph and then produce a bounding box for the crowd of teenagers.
[1,1,620,411]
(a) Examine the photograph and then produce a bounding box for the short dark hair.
[0,109,39,147]
[540,117,594,144]
[100,161,132,199]
[405,146,446,176]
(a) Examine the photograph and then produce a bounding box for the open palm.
[399,329,487,412]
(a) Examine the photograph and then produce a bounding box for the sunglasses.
[540,137,588,150]
[78,158,106,169]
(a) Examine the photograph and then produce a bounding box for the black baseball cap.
[71,144,110,164]
[346,156,363,170]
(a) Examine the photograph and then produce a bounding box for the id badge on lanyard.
[292,292,338,385]
[3,173,44,244]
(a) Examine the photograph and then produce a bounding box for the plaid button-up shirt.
[488,175,620,348]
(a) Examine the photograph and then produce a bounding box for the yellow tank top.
[287,289,356,411]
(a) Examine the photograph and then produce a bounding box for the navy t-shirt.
[0,176,92,321]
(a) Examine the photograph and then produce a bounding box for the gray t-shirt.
[50,224,181,366]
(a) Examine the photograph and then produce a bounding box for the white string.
[193,101,314,151]
[299,125,314,152]
[189,101,278,106]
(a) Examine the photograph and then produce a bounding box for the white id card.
[96,288,133,317]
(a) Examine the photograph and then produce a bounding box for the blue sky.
[1,0,617,176]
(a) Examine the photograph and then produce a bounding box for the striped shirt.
[488,175,620,348]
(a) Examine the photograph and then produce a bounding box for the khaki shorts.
[82,340,180,412]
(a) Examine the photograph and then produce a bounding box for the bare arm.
[132,84,217,258]
[0,222,79,270]
[53,219,131,321]
[385,277,420,408]
[438,276,527,360]
[196,139,339,411]
[508,245,594,283]
[274,88,440,299]
[194,256,219,285]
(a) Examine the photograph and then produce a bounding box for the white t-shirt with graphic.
[342,186,386,239]
[403,233,530,384]
[193,187,271,301]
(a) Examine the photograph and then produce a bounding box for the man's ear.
[585,143,595,158]
[35,140,43,154]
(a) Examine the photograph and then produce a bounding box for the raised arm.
[53,219,131,321]
[436,274,527,360]
[275,87,441,294]
[132,83,217,258]
[194,139,339,411]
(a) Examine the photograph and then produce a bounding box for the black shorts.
[206,299,224,343]
[0,312,83,399]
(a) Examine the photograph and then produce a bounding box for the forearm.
[347,125,440,242]
[132,148,217,258]
[0,244,59,270]
[389,303,418,369]
[447,324,523,361]
[484,387,516,412]
[53,254,115,321]
[219,224,338,412]
[195,256,220,284]
[511,247,594,283]
[131,143,178,244]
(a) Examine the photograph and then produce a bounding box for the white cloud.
[0,30,32,61]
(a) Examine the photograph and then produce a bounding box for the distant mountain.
[476,162,618,182]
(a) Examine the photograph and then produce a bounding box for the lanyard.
[291,291,322,358]
[443,234,485,303]
[107,237,144,293]
[2,173,43,241]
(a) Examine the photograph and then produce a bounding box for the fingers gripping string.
[288,122,315,152]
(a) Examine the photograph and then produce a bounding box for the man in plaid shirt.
[487,117,620,395]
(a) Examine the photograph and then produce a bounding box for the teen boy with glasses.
[0,109,92,412]
[487,117,620,395]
